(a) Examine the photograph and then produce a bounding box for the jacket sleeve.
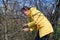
[29,26,37,32]
[27,21,37,32]
[27,21,35,27]
[29,24,37,32]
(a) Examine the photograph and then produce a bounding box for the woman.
[21,6,54,40]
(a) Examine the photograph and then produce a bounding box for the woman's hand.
[22,28,30,32]
[23,23,28,27]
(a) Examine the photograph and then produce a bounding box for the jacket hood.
[27,7,38,17]
[30,7,37,11]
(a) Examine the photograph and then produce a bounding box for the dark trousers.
[34,31,49,40]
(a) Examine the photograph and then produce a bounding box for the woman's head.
[21,6,30,15]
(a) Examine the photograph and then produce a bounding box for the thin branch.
[2,0,8,40]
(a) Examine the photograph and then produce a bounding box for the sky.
[0,0,57,7]
[0,0,32,7]
[0,0,57,15]
[0,0,3,7]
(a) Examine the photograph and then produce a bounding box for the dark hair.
[21,6,30,11]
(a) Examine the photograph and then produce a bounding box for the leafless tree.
[0,0,60,40]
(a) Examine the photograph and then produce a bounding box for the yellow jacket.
[27,7,54,38]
